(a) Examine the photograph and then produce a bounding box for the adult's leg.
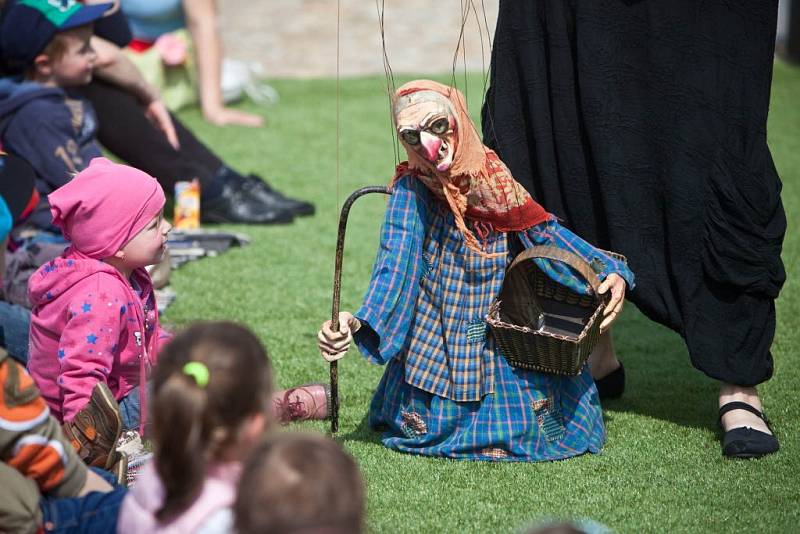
[686,283,779,448]
[588,331,626,399]
[588,331,619,380]
[79,80,300,224]
[79,79,220,193]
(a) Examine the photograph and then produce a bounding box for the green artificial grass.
[165,64,800,533]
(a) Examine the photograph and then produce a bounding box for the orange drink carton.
[174,179,201,229]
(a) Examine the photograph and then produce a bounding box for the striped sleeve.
[0,353,87,497]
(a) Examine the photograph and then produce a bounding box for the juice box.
[174,179,201,229]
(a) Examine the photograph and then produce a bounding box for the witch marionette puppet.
[318,80,634,461]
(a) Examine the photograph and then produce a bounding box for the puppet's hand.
[318,312,361,362]
[597,273,625,333]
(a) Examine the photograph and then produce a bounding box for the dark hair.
[234,432,365,534]
[152,321,274,523]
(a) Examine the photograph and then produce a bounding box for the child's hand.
[318,312,360,362]
[597,273,626,333]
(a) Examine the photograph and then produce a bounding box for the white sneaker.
[125,450,153,487]
[116,430,144,455]
[222,58,279,105]
[117,431,153,487]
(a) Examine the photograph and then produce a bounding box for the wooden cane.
[329,186,392,434]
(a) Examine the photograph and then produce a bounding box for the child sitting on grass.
[0,0,307,226]
[0,347,127,533]
[27,157,171,442]
[234,432,366,534]
[28,157,332,475]
[118,321,275,533]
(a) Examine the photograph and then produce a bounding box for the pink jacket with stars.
[27,250,167,423]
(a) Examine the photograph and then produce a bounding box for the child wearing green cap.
[0,0,113,229]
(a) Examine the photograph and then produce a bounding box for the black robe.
[482,0,786,385]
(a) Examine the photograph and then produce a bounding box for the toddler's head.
[234,432,365,534]
[48,157,169,273]
[152,321,275,523]
[0,0,112,84]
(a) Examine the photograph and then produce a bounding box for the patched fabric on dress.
[480,447,509,459]
[466,320,486,343]
[400,411,428,437]
[356,179,612,461]
[532,397,565,443]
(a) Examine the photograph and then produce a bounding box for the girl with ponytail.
[118,321,274,532]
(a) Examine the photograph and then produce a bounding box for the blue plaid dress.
[354,176,634,461]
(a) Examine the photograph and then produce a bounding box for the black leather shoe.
[245,174,316,217]
[719,401,779,459]
[202,181,294,224]
[595,361,625,400]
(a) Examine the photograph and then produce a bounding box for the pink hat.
[49,158,166,259]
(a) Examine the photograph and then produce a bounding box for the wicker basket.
[487,245,620,375]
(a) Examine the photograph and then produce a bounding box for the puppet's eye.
[400,129,421,145]
[429,118,449,134]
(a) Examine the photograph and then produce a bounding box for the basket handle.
[507,245,604,295]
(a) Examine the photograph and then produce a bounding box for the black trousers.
[78,79,223,193]
[482,0,785,386]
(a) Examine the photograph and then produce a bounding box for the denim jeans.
[39,468,127,533]
[119,383,152,431]
[0,300,31,364]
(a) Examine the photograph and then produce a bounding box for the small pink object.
[154,33,187,66]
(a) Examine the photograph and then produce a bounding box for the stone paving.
[219,0,499,78]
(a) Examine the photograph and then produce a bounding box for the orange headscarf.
[391,80,550,256]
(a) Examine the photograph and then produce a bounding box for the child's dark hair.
[152,321,273,523]
[234,432,365,534]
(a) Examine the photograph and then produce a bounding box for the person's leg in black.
[78,80,310,223]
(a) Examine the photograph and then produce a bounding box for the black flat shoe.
[719,401,779,459]
[595,361,625,400]
[202,181,294,224]
[246,174,316,217]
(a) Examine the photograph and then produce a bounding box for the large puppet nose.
[420,131,442,163]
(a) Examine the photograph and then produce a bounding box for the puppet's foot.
[272,383,331,424]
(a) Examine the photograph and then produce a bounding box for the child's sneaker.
[109,452,129,487]
[125,450,153,488]
[62,382,122,470]
[116,430,152,487]
[116,429,144,457]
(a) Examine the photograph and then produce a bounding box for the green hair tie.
[182,362,210,388]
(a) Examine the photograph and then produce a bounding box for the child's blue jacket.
[0,78,102,229]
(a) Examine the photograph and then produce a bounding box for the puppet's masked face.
[394,91,458,173]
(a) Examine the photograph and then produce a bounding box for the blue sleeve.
[0,196,12,241]
[353,177,425,365]
[517,220,635,295]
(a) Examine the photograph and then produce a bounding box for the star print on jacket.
[27,255,171,423]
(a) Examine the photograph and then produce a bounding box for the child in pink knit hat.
[26,158,334,472]
[27,157,171,467]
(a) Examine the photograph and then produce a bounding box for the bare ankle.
[719,384,761,409]
[589,331,619,379]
